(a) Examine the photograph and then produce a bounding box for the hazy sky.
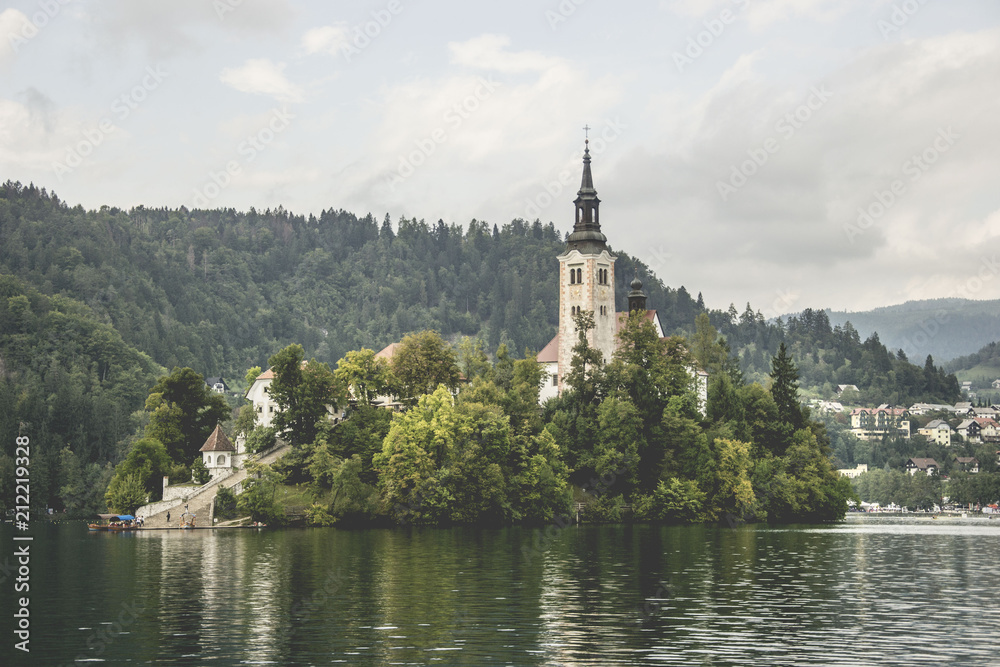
[2,0,999,315]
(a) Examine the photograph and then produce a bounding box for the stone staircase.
[139,443,291,529]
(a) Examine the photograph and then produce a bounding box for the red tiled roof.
[853,406,907,416]
[537,335,559,363]
[199,424,235,452]
[616,309,658,334]
[537,310,666,364]
[375,343,400,360]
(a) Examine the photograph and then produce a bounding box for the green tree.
[191,457,210,484]
[374,385,511,524]
[770,342,805,435]
[245,425,278,454]
[593,396,642,494]
[563,310,605,406]
[108,437,172,502]
[510,427,571,522]
[104,473,148,515]
[245,366,262,385]
[690,312,734,377]
[334,348,393,405]
[644,477,707,523]
[389,331,461,402]
[214,486,239,521]
[233,403,258,441]
[144,367,230,464]
[457,336,492,382]
[237,463,284,524]
[268,344,345,450]
[57,447,87,514]
[712,438,756,523]
[307,455,381,525]
[771,428,853,521]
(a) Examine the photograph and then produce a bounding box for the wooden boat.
[89,514,138,531]
[179,511,196,529]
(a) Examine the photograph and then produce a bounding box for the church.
[536,139,708,408]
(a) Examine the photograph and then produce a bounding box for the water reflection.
[7,516,1000,666]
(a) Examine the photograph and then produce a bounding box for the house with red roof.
[850,405,911,440]
[199,424,239,480]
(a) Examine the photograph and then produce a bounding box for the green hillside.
[0,181,961,512]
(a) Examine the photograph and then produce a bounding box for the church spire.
[566,132,607,253]
[579,131,595,193]
[628,277,647,313]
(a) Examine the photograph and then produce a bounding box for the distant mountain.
[823,299,1000,363]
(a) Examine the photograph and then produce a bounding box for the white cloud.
[607,26,1000,311]
[301,23,351,56]
[448,34,566,74]
[0,9,31,65]
[744,0,867,29]
[83,0,295,59]
[219,59,304,103]
[334,34,622,222]
[666,0,870,28]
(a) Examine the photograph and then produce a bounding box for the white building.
[245,368,281,428]
[535,142,708,413]
[905,457,939,476]
[199,424,243,480]
[918,419,952,446]
[850,405,911,440]
[243,364,347,434]
[812,400,844,414]
[908,403,955,416]
[838,463,868,479]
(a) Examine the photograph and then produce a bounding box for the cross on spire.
[583,124,591,143]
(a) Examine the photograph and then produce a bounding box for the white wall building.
[199,424,241,480]
[918,419,952,446]
[838,464,868,479]
[535,142,708,413]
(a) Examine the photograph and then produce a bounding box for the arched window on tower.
[576,268,582,283]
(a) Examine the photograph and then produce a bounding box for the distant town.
[811,381,1000,512]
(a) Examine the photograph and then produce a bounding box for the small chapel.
[536,137,708,407]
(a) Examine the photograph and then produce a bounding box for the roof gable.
[199,424,235,452]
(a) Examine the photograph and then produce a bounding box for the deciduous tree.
[144,367,230,464]
[269,344,345,450]
[389,331,461,402]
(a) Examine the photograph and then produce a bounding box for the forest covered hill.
[0,181,961,511]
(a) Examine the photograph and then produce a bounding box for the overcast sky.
[2,0,999,315]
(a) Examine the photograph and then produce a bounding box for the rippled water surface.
[4,515,1000,665]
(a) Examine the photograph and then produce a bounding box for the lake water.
[4,515,1000,666]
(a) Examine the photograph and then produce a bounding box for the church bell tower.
[556,137,617,391]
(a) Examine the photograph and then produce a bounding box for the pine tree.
[770,342,804,433]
